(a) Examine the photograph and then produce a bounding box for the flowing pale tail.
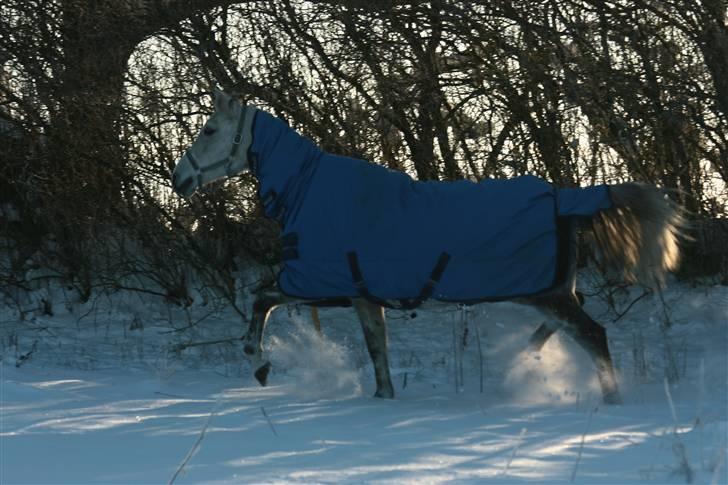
[591,183,687,289]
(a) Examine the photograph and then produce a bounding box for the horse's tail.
[590,183,687,289]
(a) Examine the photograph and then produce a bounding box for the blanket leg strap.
[347,251,451,310]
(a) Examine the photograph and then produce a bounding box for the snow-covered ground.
[1,279,727,484]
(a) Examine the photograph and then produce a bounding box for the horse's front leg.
[242,292,289,386]
[353,298,395,398]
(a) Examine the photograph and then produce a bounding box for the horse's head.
[172,90,256,197]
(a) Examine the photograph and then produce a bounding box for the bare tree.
[1,0,726,308]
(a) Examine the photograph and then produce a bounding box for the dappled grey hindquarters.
[1,0,727,484]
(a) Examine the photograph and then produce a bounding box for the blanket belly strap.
[347,251,451,310]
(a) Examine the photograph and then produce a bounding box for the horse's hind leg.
[532,295,622,404]
[243,292,287,386]
[528,291,590,351]
[528,321,561,352]
[353,299,394,398]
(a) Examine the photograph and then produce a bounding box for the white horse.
[172,90,684,404]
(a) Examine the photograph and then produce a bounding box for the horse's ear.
[213,89,235,115]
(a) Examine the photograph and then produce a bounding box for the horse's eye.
[203,126,216,136]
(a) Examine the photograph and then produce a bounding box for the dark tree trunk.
[52,1,137,210]
[699,1,728,118]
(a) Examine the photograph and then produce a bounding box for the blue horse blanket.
[249,110,613,303]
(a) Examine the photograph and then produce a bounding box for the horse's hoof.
[254,362,271,386]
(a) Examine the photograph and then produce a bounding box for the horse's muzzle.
[172,169,196,198]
